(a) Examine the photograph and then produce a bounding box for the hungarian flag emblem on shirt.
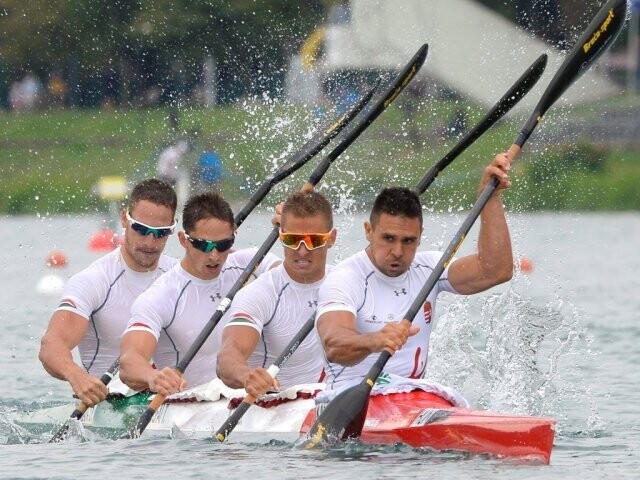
[58,298,77,309]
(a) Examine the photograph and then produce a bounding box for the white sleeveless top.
[224,264,328,389]
[56,247,178,376]
[126,248,279,386]
[316,249,459,390]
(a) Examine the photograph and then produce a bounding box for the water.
[0,211,638,479]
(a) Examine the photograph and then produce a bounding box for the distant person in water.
[198,150,223,191]
[39,179,178,407]
[157,140,189,187]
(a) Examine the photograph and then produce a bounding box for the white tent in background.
[293,0,621,114]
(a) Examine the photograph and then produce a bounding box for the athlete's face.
[179,217,235,281]
[364,213,421,277]
[121,200,175,271]
[280,213,335,284]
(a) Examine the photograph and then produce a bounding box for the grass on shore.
[1,96,639,216]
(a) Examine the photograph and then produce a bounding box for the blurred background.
[1,0,639,217]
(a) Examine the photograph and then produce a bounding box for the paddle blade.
[233,80,378,227]
[540,0,626,113]
[49,423,70,444]
[305,43,428,188]
[298,382,372,449]
[120,393,164,439]
[517,0,627,146]
[413,53,547,195]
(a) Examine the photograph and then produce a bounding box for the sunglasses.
[126,211,177,239]
[184,233,235,253]
[279,230,333,251]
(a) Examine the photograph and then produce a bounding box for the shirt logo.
[394,288,407,296]
[365,315,378,324]
[210,293,222,302]
[308,300,318,308]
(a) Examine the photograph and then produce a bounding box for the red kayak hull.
[300,391,555,463]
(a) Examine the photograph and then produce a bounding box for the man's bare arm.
[39,310,108,406]
[317,310,418,366]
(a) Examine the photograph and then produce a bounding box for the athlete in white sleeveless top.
[125,248,277,387]
[56,248,177,377]
[119,191,279,396]
[317,250,456,390]
[222,263,329,389]
[39,179,178,407]
[316,153,515,392]
[217,191,335,400]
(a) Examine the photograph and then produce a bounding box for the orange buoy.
[46,250,68,268]
[88,228,122,252]
[519,257,534,274]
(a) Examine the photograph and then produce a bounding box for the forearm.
[476,150,513,283]
[119,352,156,391]
[39,337,85,382]
[322,327,379,366]
[216,351,251,389]
[477,193,513,282]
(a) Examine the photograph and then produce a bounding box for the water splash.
[429,283,602,436]
[0,409,34,445]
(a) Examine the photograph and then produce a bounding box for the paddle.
[122,44,429,440]
[214,52,547,443]
[47,82,376,445]
[413,53,547,195]
[48,359,120,443]
[302,0,627,447]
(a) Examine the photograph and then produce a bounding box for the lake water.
[0,211,638,479]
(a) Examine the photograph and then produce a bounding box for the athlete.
[39,178,178,407]
[119,191,280,396]
[316,153,514,391]
[216,191,334,399]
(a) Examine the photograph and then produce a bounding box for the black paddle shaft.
[302,55,550,446]
[177,45,429,378]
[214,315,315,441]
[383,0,629,405]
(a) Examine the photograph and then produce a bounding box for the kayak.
[16,380,555,463]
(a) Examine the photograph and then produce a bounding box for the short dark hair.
[182,191,234,233]
[128,178,177,215]
[281,191,333,231]
[370,187,422,227]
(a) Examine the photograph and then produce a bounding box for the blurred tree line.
[0,0,626,111]
[0,0,326,108]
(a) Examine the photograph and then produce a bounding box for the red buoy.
[519,257,534,274]
[46,250,68,268]
[88,228,122,252]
